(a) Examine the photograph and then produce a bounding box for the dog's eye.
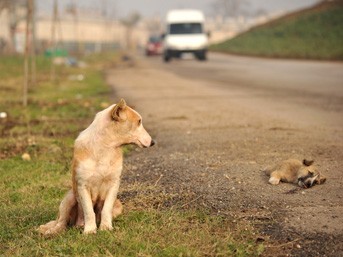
[138,119,142,126]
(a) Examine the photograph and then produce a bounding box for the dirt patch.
[107,57,343,256]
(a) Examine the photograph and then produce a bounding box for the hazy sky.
[116,0,320,17]
[38,0,321,18]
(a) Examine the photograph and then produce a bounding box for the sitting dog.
[39,99,155,235]
[264,159,326,188]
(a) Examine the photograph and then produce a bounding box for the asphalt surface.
[147,52,343,130]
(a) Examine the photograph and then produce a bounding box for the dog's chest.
[76,151,123,190]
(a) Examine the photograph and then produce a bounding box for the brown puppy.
[264,159,326,188]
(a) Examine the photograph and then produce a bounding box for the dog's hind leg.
[94,199,122,223]
[94,198,122,225]
[75,204,85,228]
[38,189,77,236]
[112,199,123,219]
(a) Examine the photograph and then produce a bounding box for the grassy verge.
[210,1,343,60]
[0,54,264,256]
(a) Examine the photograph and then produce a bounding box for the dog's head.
[297,159,326,188]
[110,99,155,148]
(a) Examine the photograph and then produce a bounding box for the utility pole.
[23,0,33,107]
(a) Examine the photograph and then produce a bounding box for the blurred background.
[0,0,325,55]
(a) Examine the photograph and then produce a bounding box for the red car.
[145,36,163,56]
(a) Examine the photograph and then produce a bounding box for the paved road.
[146,52,343,129]
[109,53,343,256]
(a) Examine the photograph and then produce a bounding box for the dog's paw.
[84,229,97,234]
[84,225,97,234]
[99,223,113,231]
[269,177,280,185]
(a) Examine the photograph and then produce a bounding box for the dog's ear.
[303,159,314,166]
[111,98,127,121]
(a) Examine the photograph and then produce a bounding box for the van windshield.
[169,23,203,35]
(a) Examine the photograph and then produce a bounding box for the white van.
[163,9,209,62]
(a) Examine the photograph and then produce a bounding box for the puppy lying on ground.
[264,159,326,188]
[39,99,155,235]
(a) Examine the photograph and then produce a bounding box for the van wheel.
[196,51,207,61]
[163,54,171,62]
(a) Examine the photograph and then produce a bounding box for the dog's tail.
[38,190,76,236]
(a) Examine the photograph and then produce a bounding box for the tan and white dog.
[264,159,326,188]
[39,99,155,235]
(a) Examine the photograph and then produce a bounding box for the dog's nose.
[150,139,156,147]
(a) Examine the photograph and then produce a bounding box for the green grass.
[0,53,264,256]
[210,1,343,60]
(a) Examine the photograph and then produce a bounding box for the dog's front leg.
[269,171,281,185]
[99,181,120,231]
[78,186,96,234]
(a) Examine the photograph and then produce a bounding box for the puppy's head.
[297,160,326,188]
[110,99,155,148]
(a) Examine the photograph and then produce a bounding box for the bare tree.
[120,12,141,50]
[66,0,79,54]
[145,17,162,35]
[212,0,249,19]
[50,0,58,82]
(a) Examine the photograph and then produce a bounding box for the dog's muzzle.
[298,174,318,189]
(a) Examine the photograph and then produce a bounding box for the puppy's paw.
[269,177,280,185]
